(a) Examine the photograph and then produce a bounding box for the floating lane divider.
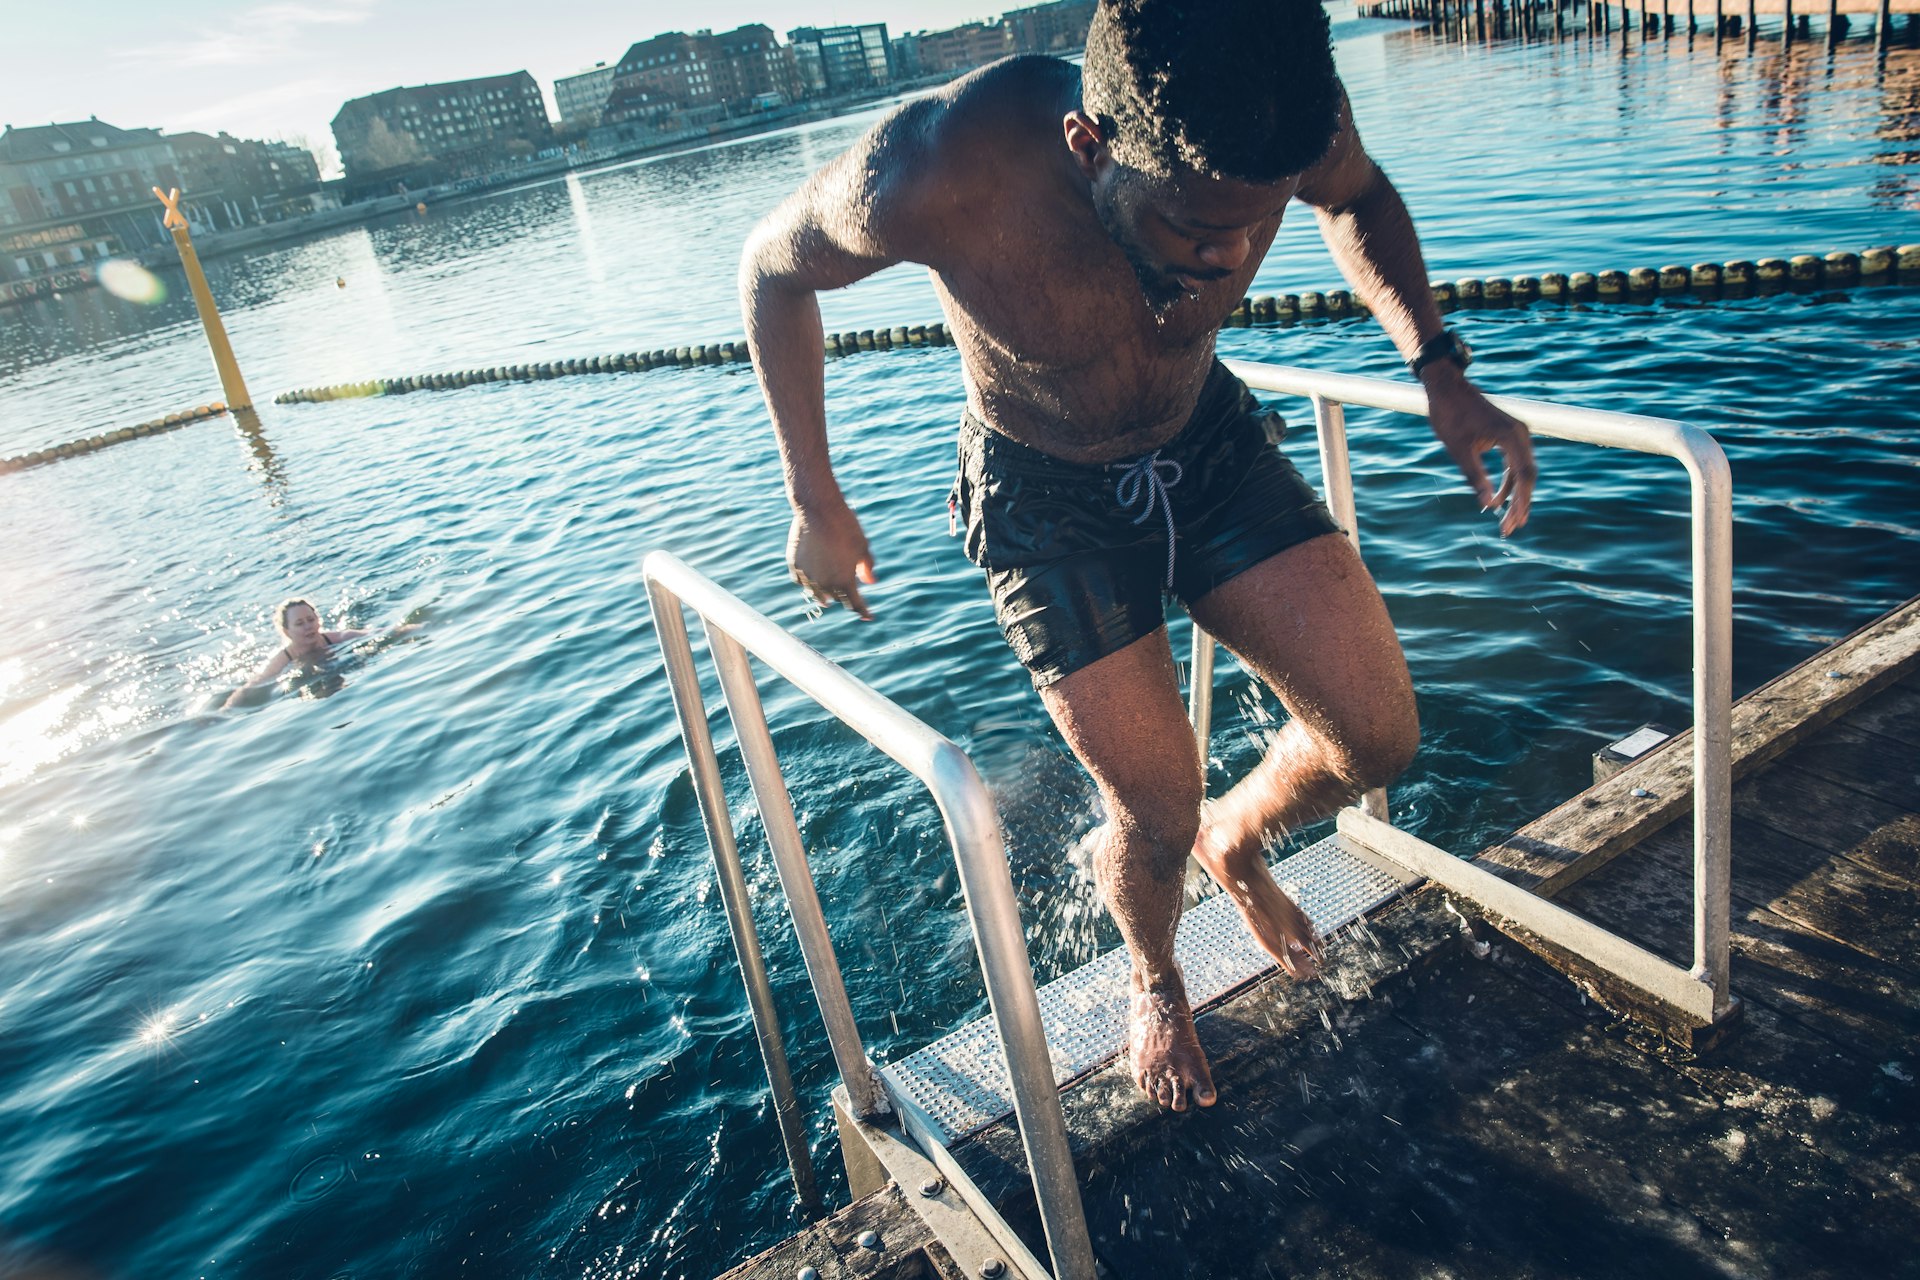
[226,241,1920,408]
[0,402,228,476]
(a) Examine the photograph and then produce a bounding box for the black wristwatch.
[1408,327,1472,376]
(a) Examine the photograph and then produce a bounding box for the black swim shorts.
[951,361,1343,688]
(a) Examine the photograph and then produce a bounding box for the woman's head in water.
[273,598,326,656]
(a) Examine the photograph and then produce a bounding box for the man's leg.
[1037,627,1216,1111]
[1187,531,1419,976]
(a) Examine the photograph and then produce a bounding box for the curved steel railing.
[1221,359,1731,1019]
[645,552,1096,1280]
[646,357,1733,1280]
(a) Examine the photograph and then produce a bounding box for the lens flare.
[98,259,167,305]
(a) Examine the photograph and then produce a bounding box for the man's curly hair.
[1082,0,1342,184]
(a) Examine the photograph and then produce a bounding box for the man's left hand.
[1424,373,1536,536]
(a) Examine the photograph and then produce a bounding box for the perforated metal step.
[879,833,1419,1145]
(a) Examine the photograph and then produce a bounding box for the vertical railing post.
[645,581,823,1218]
[1187,627,1216,763]
[704,624,889,1121]
[1685,440,1735,1017]
[1311,394,1390,821]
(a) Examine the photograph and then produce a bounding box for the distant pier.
[1358,0,1919,44]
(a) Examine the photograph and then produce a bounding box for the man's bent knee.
[1340,703,1420,792]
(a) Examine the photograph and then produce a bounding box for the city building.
[603,26,800,132]
[555,63,618,130]
[1003,0,1097,53]
[331,72,552,190]
[704,25,800,110]
[786,24,892,97]
[898,2,1094,80]
[603,31,711,129]
[904,21,1014,77]
[168,131,321,229]
[1,119,184,297]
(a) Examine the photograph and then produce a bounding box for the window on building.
[82,178,96,193]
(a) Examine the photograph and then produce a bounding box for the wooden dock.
[1357,0,1920,40]
[718,595,1920,1280]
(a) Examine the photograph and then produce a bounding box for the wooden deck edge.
[1473,593,1920,896]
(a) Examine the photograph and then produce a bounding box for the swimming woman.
[224,599,369,707]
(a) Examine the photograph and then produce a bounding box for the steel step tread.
[878,833,1414,1145]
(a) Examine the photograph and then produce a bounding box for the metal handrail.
[1219,358,1733,1018]
[644,552,1098,1280]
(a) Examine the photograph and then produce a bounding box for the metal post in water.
[645,581,824,1219]
[1784,0,1795,43]
[1826,0,1838,46]
[1878,0,1891,50]
[1747,0,1757,45]
[151,187,252,410]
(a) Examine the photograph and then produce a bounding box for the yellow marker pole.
[152,187,252,410]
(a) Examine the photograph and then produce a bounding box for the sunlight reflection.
[97,259,168,305]
[0,683,84,788]
[136,1010,178,1051]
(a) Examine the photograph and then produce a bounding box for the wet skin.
[226,604,370,707]
[741,56,1533,1110]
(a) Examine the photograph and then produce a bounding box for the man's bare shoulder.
[921,56,1077,165]
[851,57,1073,262]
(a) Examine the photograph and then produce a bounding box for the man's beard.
[1092,182,1194,320]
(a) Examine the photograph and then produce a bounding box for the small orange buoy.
[336,277,346,289]
[415,202,427,216]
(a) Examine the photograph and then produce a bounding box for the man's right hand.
[788,500,878,620]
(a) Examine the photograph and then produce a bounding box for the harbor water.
[1,17,1916,1279]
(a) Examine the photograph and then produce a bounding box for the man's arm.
[1295,94,1537,535]
[738,99,952,618]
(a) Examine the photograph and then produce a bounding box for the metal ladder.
[645,357,1734,1280]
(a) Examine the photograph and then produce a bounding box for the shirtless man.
[739,0,1536,1112]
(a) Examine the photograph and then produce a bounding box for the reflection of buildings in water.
[231,408,288,502]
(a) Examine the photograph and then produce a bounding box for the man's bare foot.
[1127,982,1217,1111]
[1192,828,1323,980]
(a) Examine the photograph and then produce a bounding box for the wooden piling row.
[1355,0,1912,44]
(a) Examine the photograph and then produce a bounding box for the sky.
[3,0,1003,174]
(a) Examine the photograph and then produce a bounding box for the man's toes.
[1194,1077,1218,1107]
[1169,1075,1189,1112]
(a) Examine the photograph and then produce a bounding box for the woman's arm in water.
[224,649,292,707]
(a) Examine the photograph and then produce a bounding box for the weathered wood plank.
[1557,821,1920,1064]
[1836,673,1920,750]
[1784,719,1920,817]
[1734,759,1920,891]
[1475,595,1920,895]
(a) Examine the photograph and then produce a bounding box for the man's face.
[1090,163,1292,318]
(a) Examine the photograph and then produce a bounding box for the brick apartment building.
[899,0,1096,78]
[555,63,618,130]
[331,72,552,192]
[1,118,320,300]
[603,25,801,131]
